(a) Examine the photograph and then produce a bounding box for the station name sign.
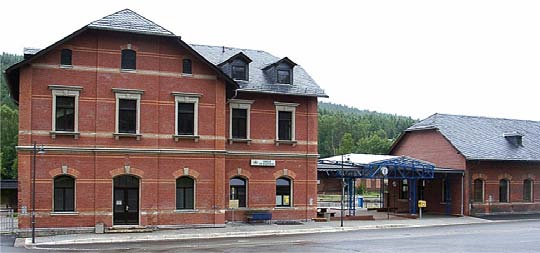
[250,159,276,167]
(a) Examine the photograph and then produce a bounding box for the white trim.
[274,102,299,142]
[229,99,254,141]
[173,93,200,137]
[113,89,144,136]
[49,86,81,136]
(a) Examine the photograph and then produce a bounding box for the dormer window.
[263,57,297,85]
[277,69,291,84]
[220,52,252,81]
[503,132,523,147]
[121,49,136,70]
[232,63,247,80]
[60,49,72,66]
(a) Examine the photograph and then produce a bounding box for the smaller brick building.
[390,113,540,216]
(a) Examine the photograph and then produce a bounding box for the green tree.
[1,104,18,178]
[337,132,355,155]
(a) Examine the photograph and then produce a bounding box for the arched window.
[230,177,247,208]
[121,49,136,70]
[176,177,194,209]
[276,177,291,207]
[54,175,75,212]
[473,179,484,202]
[60,49,72,66]
[182,59,192,74]
[499,179,510,203]
[523,179,533,202]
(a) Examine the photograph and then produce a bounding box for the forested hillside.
[318,102,416,158]
[1,53,22,179]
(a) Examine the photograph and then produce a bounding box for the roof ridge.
[433,113,540,123]
[189,43,273,55]
[88,8,175,36]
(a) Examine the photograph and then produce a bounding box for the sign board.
[250,159,276,167]
[229,199,239,209]
[418,200,427,208]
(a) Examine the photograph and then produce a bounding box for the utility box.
[95,223,104,234]
[357,196,364,208]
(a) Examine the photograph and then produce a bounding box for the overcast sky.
[2,0,539,120]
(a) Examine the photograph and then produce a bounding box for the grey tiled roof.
[190,44,327,97]
[88,9,174,36]
[407,114,540,161]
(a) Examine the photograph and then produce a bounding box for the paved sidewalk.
[18,215,492,248]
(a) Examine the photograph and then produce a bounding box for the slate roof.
[190,45,327,97]
[6,9,326,101]
[406,113,540,161]
[88,9,175,36]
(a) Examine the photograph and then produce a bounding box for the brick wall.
[17,29,319,229]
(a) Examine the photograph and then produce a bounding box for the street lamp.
[32,142,45,244]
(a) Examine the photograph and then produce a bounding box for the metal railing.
[0,208,15,234]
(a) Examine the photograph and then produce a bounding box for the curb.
[23,221,490,248]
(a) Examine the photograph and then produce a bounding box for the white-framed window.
[49,85,82,139]
[274,102,299,144]
[113,88,144,140]
[229,99,254,143]
[172,92,201,141]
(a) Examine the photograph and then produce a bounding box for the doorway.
[113,175,139,225]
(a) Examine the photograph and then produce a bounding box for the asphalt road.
[3,220,540,252]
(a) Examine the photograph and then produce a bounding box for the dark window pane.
[121,49,136,70]
[232,108,247,139]
[499,179,509,203]
[276,178,291,207]
[177,103,195,135]
[183,59,192,74]
[278,111,292,140]
[60,49,72,65]
[118,99,137,133]
[524,179,533,202]
[232,65,247,80]
[277,69,291,84]
[54,176,75,212]
[474,179,483,202]
[55,96,75,132]
[400,179,409,199]
[176,177,194,209]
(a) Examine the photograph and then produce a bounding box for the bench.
[247,212,272,224]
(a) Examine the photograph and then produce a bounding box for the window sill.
[181,73,193,77]
[59,64,73,69]
[274,140,297,147]
[50,211,79,216]
[274,206,293,209]
[120,69,136,73]
[228,138,251,145]
[174,209,198,213]
[114,133,142,140]
[173,135,200,142]
[50,131,80,140]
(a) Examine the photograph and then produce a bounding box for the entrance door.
[113,175,139,225]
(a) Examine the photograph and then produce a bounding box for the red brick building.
[390,113,540,216]
[5,9,326,229]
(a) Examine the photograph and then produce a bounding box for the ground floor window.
[499,179,509,203]
[523,179,533,202]
[176,177,194,209]
[54,175,75,212]
[399,179,408,199]
[473,179,484,202]
[276,177,291,207]
[442,178,449,203]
